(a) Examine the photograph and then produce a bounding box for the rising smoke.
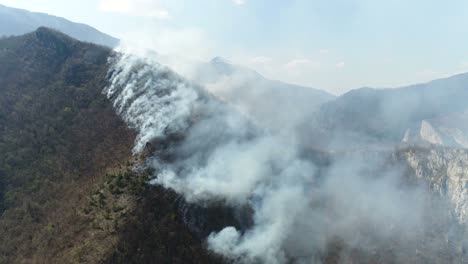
[104,51,464,263]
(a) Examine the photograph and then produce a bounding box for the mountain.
[1,28,468,264]
[105,52,468,263]
[404,147,468,224]
[0,28,219,263]
[402,111,468,148]
[193,57,336,131]
[310,74,468,149]
[0,4,118,47]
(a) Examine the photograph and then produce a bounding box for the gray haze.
[403,110,468,149]
[306,73,468,150]
[104,50,468,263]
[192,57,335,133]
[0,4,118,47]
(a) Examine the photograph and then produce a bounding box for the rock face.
[403,112,468,149]
[404,147,468,224]
[420,120,444,145]
[313,74,468,149]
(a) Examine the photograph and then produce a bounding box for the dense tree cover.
[0,28,221,263]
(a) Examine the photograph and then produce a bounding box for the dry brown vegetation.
[0,28,221,264]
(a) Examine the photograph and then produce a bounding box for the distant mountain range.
[193,57,336,131]
[0,4,118,47]
[1,27,468,264]
[308,73,468,149]
[0,3,335,126]
[188,56,468,151]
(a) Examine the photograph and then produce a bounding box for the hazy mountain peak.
[0,4,119,47]
[210,56,232,65]
[208,56,237,76]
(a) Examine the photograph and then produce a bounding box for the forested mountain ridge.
[0,28,220,264]
[1,27,468,264]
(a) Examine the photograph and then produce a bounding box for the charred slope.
[0,28,220,263]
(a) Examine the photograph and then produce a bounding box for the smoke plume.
[104,52,464,263]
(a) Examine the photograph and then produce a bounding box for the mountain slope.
[310,74,468,149]
[1,28,467,264]
[403,111,468,148]
[0,4,118,47]
[106,51,468,263]
[403,147,468,224]
[0,28,220,264]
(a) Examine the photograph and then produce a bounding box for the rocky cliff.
[404,147,468,224]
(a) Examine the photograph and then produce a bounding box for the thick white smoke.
[104,53,199,153]
[105,52,462,263]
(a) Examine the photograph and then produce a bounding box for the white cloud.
[250,56,273,64]
[119,26,214,62]
[284,58,321,72]
[319,49,329,54]
[336,61,345,69]
[98,0,170,19]
[232,0,246,5]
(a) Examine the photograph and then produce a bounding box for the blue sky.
[1,0,468,94]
